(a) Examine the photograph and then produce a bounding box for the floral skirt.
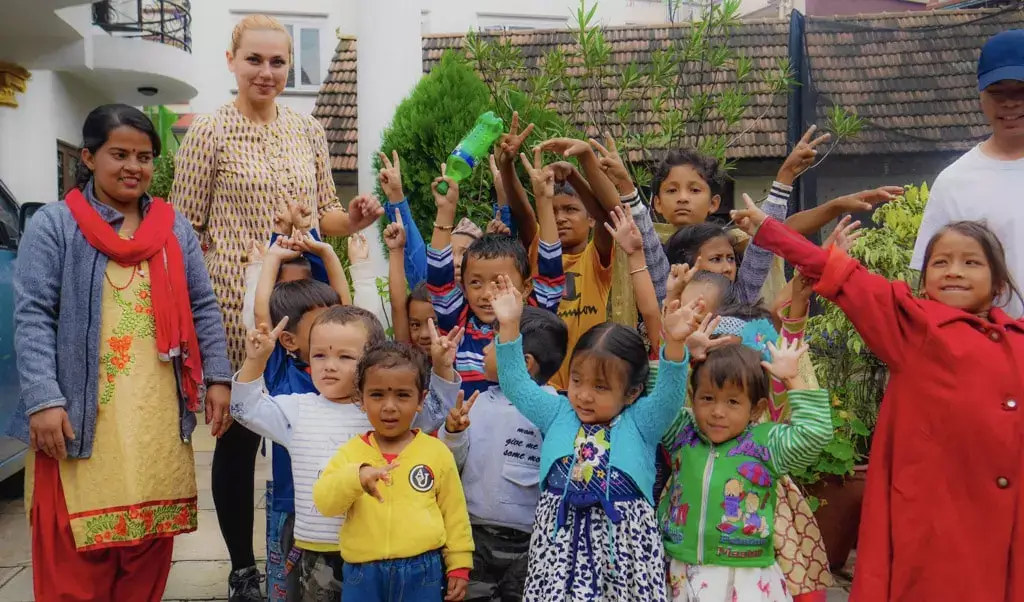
[668,558,791,602]
[525,491,667,602]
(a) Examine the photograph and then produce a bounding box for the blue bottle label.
[451,146,476,169]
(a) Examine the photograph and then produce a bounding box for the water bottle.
[437,111,505,194]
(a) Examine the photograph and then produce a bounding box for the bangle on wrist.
[629,264,649,275]
[433,222,454,231]
[619,189,640,203]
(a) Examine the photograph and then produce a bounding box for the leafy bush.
[149,152,175,199]
[804,183,929,472]
[374,51,496,238]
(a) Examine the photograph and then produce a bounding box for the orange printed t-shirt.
[549,240,613,390]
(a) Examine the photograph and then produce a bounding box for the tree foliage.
[148,152,175,199]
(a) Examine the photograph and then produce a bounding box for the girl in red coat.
[732,194,1024,602]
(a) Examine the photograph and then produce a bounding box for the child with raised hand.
[385,209,437,354]
[348,231,393,329]
[379,150,428,287]
[426,161,564,397]
[731,194,1024,602]
[491,274,701,602]
[438,305,568,602]
[312,341,475,602]
[659,338,833,602]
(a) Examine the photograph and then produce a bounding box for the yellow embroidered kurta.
[170,103,343,368]
[28,260,198,550]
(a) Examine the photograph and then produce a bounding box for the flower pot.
[806,465,868,572]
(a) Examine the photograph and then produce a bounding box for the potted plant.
[797,183,930,570]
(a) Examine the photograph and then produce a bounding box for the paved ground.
[0,427,851,601]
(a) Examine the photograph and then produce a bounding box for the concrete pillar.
[356,0,422,270]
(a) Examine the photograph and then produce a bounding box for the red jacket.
[755,217,1024,602]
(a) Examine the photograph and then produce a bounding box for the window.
[282,23,323,90]
[57,141,79,198]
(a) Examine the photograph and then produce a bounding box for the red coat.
[755,218,1024,602]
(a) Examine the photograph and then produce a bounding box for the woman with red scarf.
[10,104,232,601]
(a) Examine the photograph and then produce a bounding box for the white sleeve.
[349,260,392,334]
[439,425,469,471]
[229,374,301,446]
[911,179,953,270]
[242,262,261,332]
[414,371,463,433]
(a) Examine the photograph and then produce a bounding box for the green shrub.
[149,152,175,199]
[374,51,495,237]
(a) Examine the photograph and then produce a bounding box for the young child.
[438,306,569,601]
[491,274,701,602]
[14,104,232,601]
[732,197,1024,601]
[659,339,833,602]
[312,341,475,602]
[427,162,564,396]
[231,306,387,601]
[385,210,437,354]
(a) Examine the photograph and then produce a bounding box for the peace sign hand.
[778,125,831,185]
[590,133,634,196]
[730,194,768,238]
[383,210,407,251]
[520,149,555,202]
[495,111,535,167]
[245,317,290,363]
[378,151,405,203]
[445,390,479,434]
[428,319,464,373]
[359,463,400,503]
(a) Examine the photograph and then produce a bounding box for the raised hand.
[486,218,511,236]
[666,262,701,302]
[428,318,464,373]
[761,338,809,386]
[685,314,729,362]
[431,163,459,213]
[730,194,768,237]
[359,463,400,503]
[778,125,832,184]
[445,390,479,434]
[288,200,314,233]
[290,230,334,259]
[491,274,524,326]
[246,239,266,264]
[273,201,293,235]
[266,236,302,262]
[791,269,815,304]
[603,206,643,256]
[495,111,535,166]
[662,296,706,344]
[383,210,407,251]
[830,186,905,214]
[245,317,290,363]
[378,151,405,203]
[536,137,592,158]
[548,161,577,183]
[520,148,555,201]
[822,214,864,253]
[348,233,370,264]
[348,194,385,232]
[590,133,634,195]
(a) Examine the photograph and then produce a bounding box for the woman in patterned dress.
[169,14,382,601]
[13,104,232,601]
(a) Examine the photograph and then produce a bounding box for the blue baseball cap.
[978,29,1024,91]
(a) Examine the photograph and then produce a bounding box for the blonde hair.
[230,14,293,58]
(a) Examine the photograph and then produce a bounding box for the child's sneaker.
[228,566,265,602]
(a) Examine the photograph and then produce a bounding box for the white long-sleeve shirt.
[230,372,458,549]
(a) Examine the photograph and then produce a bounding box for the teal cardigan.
[495,335,690,505]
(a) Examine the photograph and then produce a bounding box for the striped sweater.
[426,241,565,396]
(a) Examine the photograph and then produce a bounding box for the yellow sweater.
[312,431,474,571]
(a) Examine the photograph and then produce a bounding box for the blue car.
[0,180,43,484]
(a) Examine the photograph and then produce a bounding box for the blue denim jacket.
[9,182,232,457]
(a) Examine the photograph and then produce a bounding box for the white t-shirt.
[911,144,1024,317]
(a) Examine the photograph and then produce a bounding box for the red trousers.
[30,454,174,602]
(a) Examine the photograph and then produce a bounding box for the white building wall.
[420,0,669,33]
[0,71,106,203]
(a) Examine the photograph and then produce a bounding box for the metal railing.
[92,0,191,53]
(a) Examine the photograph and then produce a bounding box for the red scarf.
[65,188,205,411]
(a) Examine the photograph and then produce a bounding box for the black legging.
[212,421,262,571]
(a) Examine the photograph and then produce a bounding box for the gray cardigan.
[9,184,232,458]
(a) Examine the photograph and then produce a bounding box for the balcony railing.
[92,0,191,53]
